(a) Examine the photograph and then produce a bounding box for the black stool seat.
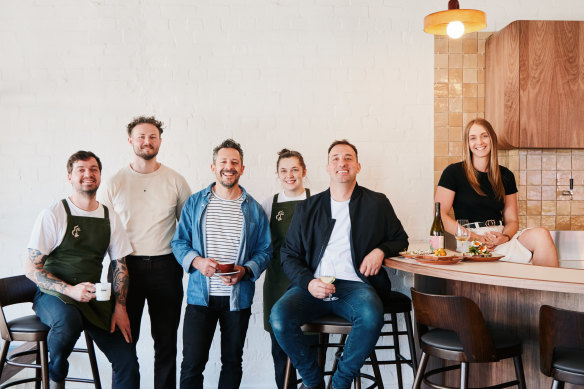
[383,291,411,313]
[553,347,584,375]
[421,329,521,354]
[7,315,50,333]
[308,315,352,327]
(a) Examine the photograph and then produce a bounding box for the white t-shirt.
[315,199,362,283]
[27,198,133,261]
[99,164,191,256]
[261,190,308,218]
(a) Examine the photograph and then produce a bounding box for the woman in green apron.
[262,149,310,389]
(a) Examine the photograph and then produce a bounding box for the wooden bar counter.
[384,257,584,388]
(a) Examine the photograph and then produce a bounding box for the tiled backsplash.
[434,33,582,231]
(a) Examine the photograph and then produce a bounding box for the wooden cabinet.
[485,21,584,149]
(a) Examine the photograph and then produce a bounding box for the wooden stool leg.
[460,362,469,389]
[404,311,417,372]
[389,313,402,389]
[84,332,102,389]
[513,355,526,389]
[368,350,383,389]
[283,357,293,389]
[35,344,41,389]
[39,340,50,389]
[412,352,429,389]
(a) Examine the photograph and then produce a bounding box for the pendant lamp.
[424,0,486,39]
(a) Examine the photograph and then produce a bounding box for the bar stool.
[283,314,380,389]
[539,305,584,388]
[410,288,526,389]
[363,291,417,389]
[0,275,102,389]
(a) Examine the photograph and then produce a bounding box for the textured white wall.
[1,0,583,388]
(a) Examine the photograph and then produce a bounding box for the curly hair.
[126,116,164,136]
[213,139,244,164]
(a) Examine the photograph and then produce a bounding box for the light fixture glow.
[447,21,465,38]
[424,1,486,38]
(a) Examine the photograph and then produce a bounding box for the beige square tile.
[463,38,478,53]
[499,155,508,167]
[542,200,556,215]
[435,112,448,127]
[507,155,519,171]
[435,98,449,112]
[435,68,449,83]
[463,68,477,83]
[449,54,463,68]
[434,83,449,98]
[463,54,477,68]
[477,83,485,98]
[477,69,485,83]
[435,126,449,142]
[557,153,572,170]
[449,112,463,126]
[570,201,584,215]
[518,185,526,201]
[449,141,463,157]
[527,200,541,215]
[462,113,479,125]
[435,142,449,156]
[573,171,584,185]
[478,31,492,40]
[518,200,526,215]
[436,53,449,68]
[462,83,477,97]
[435,36,448,53]
[448,38,463,53]
[527,186,542,200]
[519,150,528,156]
[557,171,572,186]
[519,170,527,186]
[526,154,542,170]
[556,215,570,230]
[508,149,519,157]
[526,171,541,185]
[478,39,486,54]
[571,216,584,230]
[463,97,478,113]
[477,98,485,112]
[557,186,572,200]
[541,154,557,170]
[518,215,526,230]
[449,68,463,84]
[527,149,543,155]
[542,171,556,186]
[449,127,463,141]
[573,154,584,170]
[519,155,527,170]
[557,201,570,216]
[435,156,449,171]
[449,83,463,98]
[526,216,542,227]
[542,185,556,200]
[477,53,485,68]
[573,186,584,201]
[449,97,462,112]
[434,171,442,187]
[541,216,556,230]
[448,156,462,165]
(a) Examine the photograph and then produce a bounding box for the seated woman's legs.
[518,227,559,267]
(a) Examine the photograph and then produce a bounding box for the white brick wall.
[1,1,583,388]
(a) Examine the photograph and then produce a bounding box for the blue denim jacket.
[171,183,272,310]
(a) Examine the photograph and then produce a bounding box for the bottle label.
[430,236,444,250]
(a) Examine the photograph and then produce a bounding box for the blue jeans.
[32,291,139,388]
[180,296,251,389]
[270,280,384,389]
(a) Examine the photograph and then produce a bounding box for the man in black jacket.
[270,140,408,389]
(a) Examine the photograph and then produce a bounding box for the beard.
[218,169,240,189]
[134,146,159,160]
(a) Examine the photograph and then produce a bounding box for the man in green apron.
[25,151,139,389]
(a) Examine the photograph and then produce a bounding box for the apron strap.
[102,204,109,219]
[61,198,72,216]
[273,193,278,203]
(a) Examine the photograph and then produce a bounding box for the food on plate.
[468,240,492,257]
[400,249,433,257]
[433,248,447,256]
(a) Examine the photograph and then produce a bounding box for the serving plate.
[413,255,462,265]
[462,254,504,262]
[399,251,433,259]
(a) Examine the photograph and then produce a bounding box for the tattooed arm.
[25,248,96,303]
[109,257,132,343]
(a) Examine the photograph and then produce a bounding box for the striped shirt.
[206,191,244,296]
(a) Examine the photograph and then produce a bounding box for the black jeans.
[126,254,184,389]
[180,297,251,389]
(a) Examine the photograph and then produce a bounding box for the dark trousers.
[180,296,251,389]
[125,254,184,389]
[33,291,139,388]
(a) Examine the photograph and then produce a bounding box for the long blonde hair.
[462,118,505,201]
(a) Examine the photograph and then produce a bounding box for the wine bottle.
[430,202,445,250]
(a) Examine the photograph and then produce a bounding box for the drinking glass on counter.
[455,219,470,242]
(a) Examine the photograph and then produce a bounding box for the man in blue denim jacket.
[172,139,272,389]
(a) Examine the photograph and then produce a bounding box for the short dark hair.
[213,139,244,164]
[66,151,102,174]
[126,116,164,137]
[328,139,358,158]
[276,148,306,172]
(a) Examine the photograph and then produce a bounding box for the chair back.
[0,275,39,341]
[539,305,584,376]
[410,288,498,362]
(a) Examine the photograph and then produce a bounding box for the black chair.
[283,314,380,389]
[410,288,526,389]
[0,275,102,389]
[363,291,417,389]
[539,305,584,388]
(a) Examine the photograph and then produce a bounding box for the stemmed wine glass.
[319,260,338,302]
[455,219,471,242]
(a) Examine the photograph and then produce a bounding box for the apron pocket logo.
[72,225,81,238]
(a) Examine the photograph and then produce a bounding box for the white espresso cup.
[95,282,112,301]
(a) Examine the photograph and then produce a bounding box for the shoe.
[299,382,324,389]
[50,380,65,389]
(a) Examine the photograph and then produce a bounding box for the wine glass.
[455,219,470,242]
[319,260,338,302]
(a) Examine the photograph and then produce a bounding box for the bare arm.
[434,186,486,241]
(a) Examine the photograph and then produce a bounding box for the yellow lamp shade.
[424,9,486,35]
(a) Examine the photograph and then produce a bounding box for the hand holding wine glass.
[319,260,338,302]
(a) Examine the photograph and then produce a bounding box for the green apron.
[41,199,114,330]
[263,189,310,332]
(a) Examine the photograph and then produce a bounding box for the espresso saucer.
[213,271,239,277]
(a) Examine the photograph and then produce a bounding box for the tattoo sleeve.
[112,257,129,307]
[25,248,70,294]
